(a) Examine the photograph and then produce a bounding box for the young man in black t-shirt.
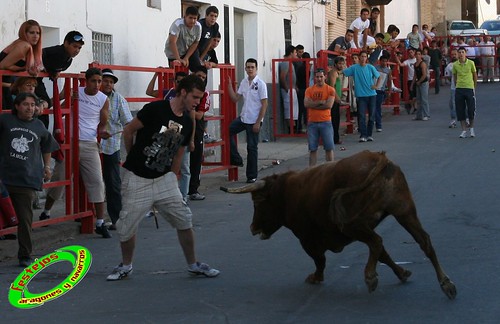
[107,75,220,281]
[198,6,220,62]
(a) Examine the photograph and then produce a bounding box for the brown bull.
[222,151,456,299]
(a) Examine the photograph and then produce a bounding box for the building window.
[147,0,161,10]
[92,32,113,64]
[337,0,341,17]
[284,19,292,49]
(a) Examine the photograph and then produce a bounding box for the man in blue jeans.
[342,51,382,142]
[227,58,268,183]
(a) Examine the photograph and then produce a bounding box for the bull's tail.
[330,152,390,226]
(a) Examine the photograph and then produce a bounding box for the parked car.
[448,20,488,36]
[480,20,500,36]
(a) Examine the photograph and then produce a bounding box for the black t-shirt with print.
[198,18,219,54]
[123,100,192,179]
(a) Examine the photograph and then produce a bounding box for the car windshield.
[480,21,500,31]
[451,22,476,30]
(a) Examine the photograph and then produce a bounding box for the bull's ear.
[220,180,266,193]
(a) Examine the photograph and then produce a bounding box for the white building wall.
[384,0,420,36]
[0,0,323,101]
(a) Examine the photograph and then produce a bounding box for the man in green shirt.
[452,47,477,138]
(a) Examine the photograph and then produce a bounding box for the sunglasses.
[73,35,84,42]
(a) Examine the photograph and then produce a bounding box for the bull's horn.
[220,180,266,193]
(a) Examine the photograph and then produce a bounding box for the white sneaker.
[107,263,133,281]
[367,136,374,142]
[469,128,475,137]
[422,117,429,121]
[391,87,403,93]
[188,262,220,278]
[459,131,467,138]
[449,120,457,128]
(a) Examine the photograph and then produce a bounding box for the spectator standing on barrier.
[100,69,133,230]
[38,31,84,222]
[197,6,219,67]
[374,55,391,132]
[39,68,111,238]
[306,68,335,167]
[327,29,354,61]
[411,49,430,121]
[164,6,202,71]
[188,66,209,201]
[106,75,220,281]
[342,51,381,142]
[203,32,221,69]
[407,25,422,50]
[35,31,84,127]
[0,93,58,267]
[479,35,495,83]
[383,25,400,49]
[453,47,478,138]
[445,48,458,128]
[1,20,43,110]
[395,48,417,114]
[368,7,380,37]
[327,56,345,144]
[227,58,268,183]
[294,44,308,133]
[428,40,443,94]
[349,8,374,49]
[279,45,299,133]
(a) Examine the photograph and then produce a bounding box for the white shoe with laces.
[107,263,133,281]
[459,131,467,138]
[188,262,220,278]
[469,128,475,137]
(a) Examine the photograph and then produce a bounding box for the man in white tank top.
[78,68,111,238]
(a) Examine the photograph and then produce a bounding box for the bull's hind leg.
[393,207,457,300]
[378,248,412,283]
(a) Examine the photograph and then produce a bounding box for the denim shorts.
[307,121,334,151]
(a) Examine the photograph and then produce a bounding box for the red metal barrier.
[89,63,238,180]
[0,62,238,235]
[0,70,95,236]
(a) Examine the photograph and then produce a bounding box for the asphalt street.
[1,82,500,323]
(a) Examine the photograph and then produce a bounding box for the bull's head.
[221,176,284,240]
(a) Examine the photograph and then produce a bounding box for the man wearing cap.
[38,31,85,223]
[35,31,85,126]
[100,69,133,229]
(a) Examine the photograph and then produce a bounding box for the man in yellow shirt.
[452,47,477,138]
[304,69,335,167]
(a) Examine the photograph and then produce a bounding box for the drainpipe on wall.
[311,0,316,56]
[25,0,29,20]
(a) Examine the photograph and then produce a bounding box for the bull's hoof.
[440,277,457,300]
[305,273,323,284]
[365,274,378,293]
[398,269,412,283]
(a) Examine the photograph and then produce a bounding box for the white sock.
[96,219,104,227]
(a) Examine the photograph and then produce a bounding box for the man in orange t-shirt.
[304,68,336,166]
